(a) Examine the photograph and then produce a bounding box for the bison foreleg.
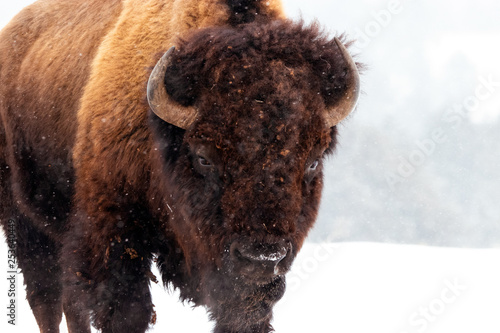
[15,217,63,333]
[62,296,91,333]
[93,245,154,333]
[62,211,155,333]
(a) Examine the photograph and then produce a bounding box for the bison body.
[0,0,360,332]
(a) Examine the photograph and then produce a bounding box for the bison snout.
[229,240,292,279]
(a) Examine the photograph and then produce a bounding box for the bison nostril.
[233,248,252,264]
[230,241,291,276]
[241,249,287,263]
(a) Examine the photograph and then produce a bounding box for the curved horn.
[147,46,198,129]
[324,38,361,127]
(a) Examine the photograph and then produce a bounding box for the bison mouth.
[233,274,286,298]
[205,256,288,303]
[204,272,287,329]
[197,238,293,327]
[251,274,287,301]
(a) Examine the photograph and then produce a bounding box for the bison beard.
[0,0,360,332]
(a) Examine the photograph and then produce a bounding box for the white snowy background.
[1,0,500,332]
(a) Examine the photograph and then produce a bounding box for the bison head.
[148,20,359,331]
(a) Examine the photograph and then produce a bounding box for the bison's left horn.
[147,46,198,129]
[324,38,361,127]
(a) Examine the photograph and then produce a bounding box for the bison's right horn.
[324,38,361,128]
[147,46,198,129]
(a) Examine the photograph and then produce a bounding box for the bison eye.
[308,159,320,171]
[198,156,212,167]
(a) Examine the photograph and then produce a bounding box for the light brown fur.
[0,0,123,228]
[74,0,284,209]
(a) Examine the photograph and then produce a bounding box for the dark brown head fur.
[149,20,350,331]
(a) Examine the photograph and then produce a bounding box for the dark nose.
[230,240,292,277]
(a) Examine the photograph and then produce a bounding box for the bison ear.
[147,47,199,129]
[320,38,361,128]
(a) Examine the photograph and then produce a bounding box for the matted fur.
[0,0,357,332]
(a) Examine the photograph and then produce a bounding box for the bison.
[0,0,360,332]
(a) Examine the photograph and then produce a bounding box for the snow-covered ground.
[1,241,500,332]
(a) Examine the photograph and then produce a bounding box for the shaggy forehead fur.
[166,20,354,112]
[163,19,349,178]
